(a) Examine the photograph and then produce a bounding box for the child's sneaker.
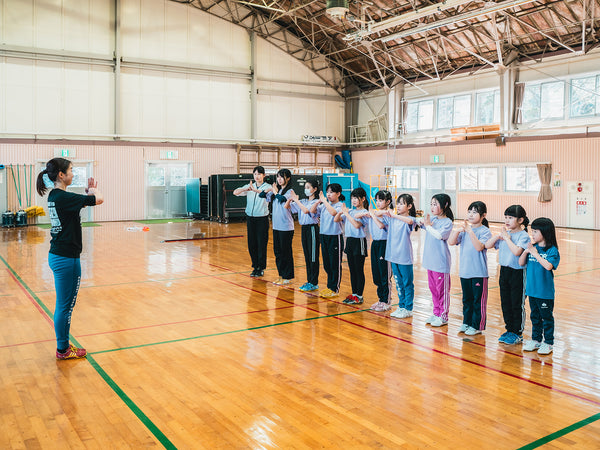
[373,302,391,312]
[370,301,382,310]
[320,288,338,299]
[502,332,523,345]
[280,279,292,285]
[426,314,436,324]
[390,307,405,318]
[465,326,482,336]
[458,324,469,333]
[273,277,283,285]
[56,344,87,360]
[342,294,355,304]
[430,316,448,327]
[350,295,364,305]
[537,343,553,355]
[523,340,541,352]
[300,283,318,292]
[498,331,510,343]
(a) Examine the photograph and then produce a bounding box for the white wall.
[0,0,345,143]
[255,37,344,142]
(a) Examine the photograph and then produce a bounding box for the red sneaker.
[56,344,87,360]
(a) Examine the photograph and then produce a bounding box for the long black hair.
[351,187,369,209]
[375,190,393,209]
[398,193,419,231]
[531,217,558,250]
[504,204,529,231]
[304,178,320,200]
[432,193,454,221]
[326,183,345,202]
[468,201,489,228]
[36,157,71,196]
[276,168,292,196]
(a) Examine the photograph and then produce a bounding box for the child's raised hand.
[341,203,349,214]
[527,241,538,255]
[271,182,278,194]
[463,219,472,233]
[499,225,510,241]
[319,191,327,202]
[290,190,298,201]
[424,213,432,227]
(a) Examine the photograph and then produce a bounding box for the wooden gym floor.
[1,220,599,449]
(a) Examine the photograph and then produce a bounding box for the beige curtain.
[537,163,552,202]
[401,100,408,135]
[513,83,525,125]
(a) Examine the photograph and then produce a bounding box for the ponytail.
[36,157,71,196]
[433,193,454,221]
[504,204,529,231]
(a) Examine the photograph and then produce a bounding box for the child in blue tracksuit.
[287,178,321,292]
[338,187,370,305]
[486,205,531,345]
[373,193,418,318]
[422,193,454,327]
[449,201,492,336]
[519,217,560,355]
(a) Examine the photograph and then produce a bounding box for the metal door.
[146,163,191,219]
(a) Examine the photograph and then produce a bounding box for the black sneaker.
[250,269,258,277]
[257,269,264,277]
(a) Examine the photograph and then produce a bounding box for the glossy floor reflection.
[0,221,599,448]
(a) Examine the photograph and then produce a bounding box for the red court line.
[207,271,600,406]
[0,337,55,349]
[6,269,54,328]
[195,259,600,382]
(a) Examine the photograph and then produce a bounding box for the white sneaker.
[537,342,553,355]
[523,340,541,352]
[458,324,469,333]
[390,307,406,318]
[401,309,413,318]
[426,314,436,324]
[430,316,448,327]
[465,326,482,336]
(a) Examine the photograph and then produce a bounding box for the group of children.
[249,170,560,356]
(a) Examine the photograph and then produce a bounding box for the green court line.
[0,253,176,450]
[37,222,100,229]
[134,218,193,224]
[518,412,600,449]
[90,309,366,355]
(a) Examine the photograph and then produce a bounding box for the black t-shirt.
[48,189,96,258]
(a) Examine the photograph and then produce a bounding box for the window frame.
[459,166,499,192]
[522,80,566,123]
[503,166,541,193]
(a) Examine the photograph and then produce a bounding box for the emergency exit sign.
[430,154,445,164]
[160,150,179,160]
[54,148,75,158]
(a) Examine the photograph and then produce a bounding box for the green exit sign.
[430,154,445,164]
[54,148,75,158]
[160,150,179,160]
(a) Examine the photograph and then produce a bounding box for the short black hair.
[253,166,265,174]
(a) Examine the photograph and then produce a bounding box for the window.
[406,99,434,132]
[436,94,471,129]
[475,90,500,125]
[70,167,87,188]
[570,75,599,117]
[392,168,419,190]
[522,81,565,122]
[505,167,540,192]
[460,167,498,191]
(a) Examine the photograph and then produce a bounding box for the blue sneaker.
[502,332,523,345]
[498,331,510,343]
[299,283,318,292]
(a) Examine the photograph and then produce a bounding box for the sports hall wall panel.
[352,134,600,229]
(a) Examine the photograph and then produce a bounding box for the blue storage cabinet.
[185,178,201,215]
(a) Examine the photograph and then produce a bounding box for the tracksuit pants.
[529,296,555,345]
[301,224,320,286]
[428,270,451,321]
[246,215,269,271]
[273,229,294,279]
[392,263,414,310]
[321,234,343,292]
[460,277,488,331]
[499,266,526,335]
[345,237,367,296]
[371,240,391,304]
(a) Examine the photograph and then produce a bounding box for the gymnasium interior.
[1,0,600,448]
